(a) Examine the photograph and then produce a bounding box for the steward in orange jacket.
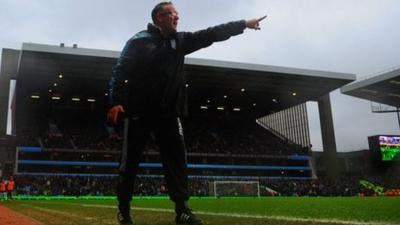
[0,179,6,200]
[6,177,15,200]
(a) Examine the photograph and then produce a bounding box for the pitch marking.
[78,203,395,225]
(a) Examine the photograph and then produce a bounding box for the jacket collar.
[147,23,161,34]
[147,23,177,39]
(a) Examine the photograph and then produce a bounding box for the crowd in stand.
[14,174,400,197]
[17,114,307,156]
[15,176,205,197]
[184,115,304,155]
[262,177,360,196]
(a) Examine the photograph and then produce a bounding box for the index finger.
[257,15,267,22]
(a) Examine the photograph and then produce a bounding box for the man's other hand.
[107,105,125,125]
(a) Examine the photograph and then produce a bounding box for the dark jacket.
[109,20,246,117]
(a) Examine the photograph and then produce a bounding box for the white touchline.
[77,203,395,225]
[21,204,96,221]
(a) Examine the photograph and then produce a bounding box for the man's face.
[157,4,179,35]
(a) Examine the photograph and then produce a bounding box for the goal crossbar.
[213,180,260,197]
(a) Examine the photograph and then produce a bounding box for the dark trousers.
[7,190,13,199]
[117,116,189,214]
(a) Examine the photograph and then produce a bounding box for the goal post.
[211,181,260,197]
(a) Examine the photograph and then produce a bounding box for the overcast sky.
[1,0,399,152]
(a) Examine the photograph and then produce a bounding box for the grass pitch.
[1,196,399,225]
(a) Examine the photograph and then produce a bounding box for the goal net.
[211,181,260,197]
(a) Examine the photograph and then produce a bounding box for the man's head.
[152,2,179,35]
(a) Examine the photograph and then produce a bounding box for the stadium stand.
[13,92,318,196]
[5,43,400,198]
[16,107,310,165]
[14,78,400,197]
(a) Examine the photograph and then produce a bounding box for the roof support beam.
[0,49,20,136]
[318,93,339,180]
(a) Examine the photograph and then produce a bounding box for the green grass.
[2,196,400,225]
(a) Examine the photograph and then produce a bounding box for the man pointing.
[108,2,266,225]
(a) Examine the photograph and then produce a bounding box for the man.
[6,177,14,200]
[108,2,266,225]
[0,178,6,201]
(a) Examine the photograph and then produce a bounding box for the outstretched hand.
[245,15,267,30]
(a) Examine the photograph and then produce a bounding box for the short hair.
[151,2,173,24]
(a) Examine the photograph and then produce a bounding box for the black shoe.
[117,212,134,225]
[175,208,203,225]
